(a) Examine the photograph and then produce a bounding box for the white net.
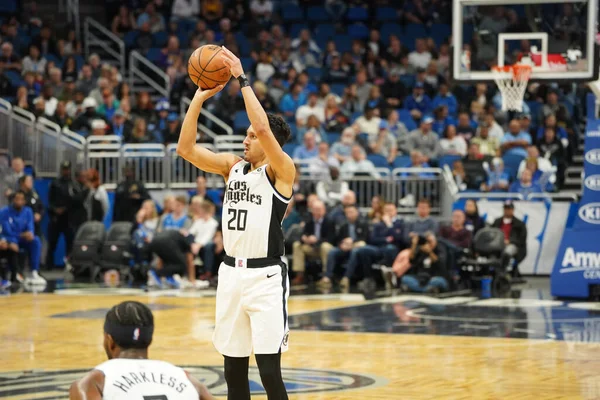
[492,65,532,112]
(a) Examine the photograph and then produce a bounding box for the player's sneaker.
[1,280,11,290]
[172,274,194,290]
[15,273,24,283]
[31,270,46,285]
[165,276,180,289]
[193,279,210,289]
[147,270,162,288]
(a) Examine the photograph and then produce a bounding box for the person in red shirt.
[438,210,472,249]
[492,200,527,283]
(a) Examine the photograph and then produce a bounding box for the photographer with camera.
[400,231,449,294]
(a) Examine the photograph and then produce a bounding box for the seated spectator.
[132,91,155,121]
[113,164,151,222]
[492,200,527,281]
[403,151,434,179]
[21,44,46,76]
[481,157,510,192]
[76,65,95,96]
[85,169,109,222]
[316,167,348,207]
[536,114,568,146]
[14,175,43,237]
[431,105,455,137]
[538,127,566,188]
[340,145,381,179]
[432,83,458,117]
[250,0,273,24]
[405,198,439,242]
[456,111,476,142]
[484,112,504,140]
[112,5,136,36]
[323,54,351,84]
[509,169,543,197]
[0,191,44,284]
[36,85,58,117]
[317,205,369,288]
[408,38,432,70]
[188,198,219,282]
[59,77,77,102]
[133,200,159,265]
[451,160,469,191]
[188,176,222,207]
[0,233,18,287]
[279,83,307,121]
[253,81,278,113]
[291,42,320,71]
[364,86,386,115]
[4,157,24,201]
[162,113,181,145]
[464,199,485,236]
[32,97,46,118]
[128,118,157,143]
[14,86,31,110]
[471,122,500,157]
[353,106,382,138]
[291,200,334,285]
[137,3,165,33]
[381,70,407,109]
[439,125,467,156]
[96,87,120,120]
[439,209,472,249]
[404,82,432,120]
[339,84,360,114]
[368,195,384,223]
[354,69,373,110]
[539,89,570,127]
[407,117,441,163]
[517,145,554,184]
[310,142,340,179]
[297,115,327,144]
[0,42,21,71]
[33,25,58,56]
[369,126,398,164]
[158,36,183,71]
[382,110,409,143]
[331,127,356,164]
[293,131,318,160]
[90,119,108,137]
[71,97,111,135]
[501,119,531,158]
[111,109,132,141]
[400,232,449,293]
[157,195,191,232]
[340,203,405,291]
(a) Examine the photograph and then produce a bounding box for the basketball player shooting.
[69,301,214,400]
[177,46,295,400]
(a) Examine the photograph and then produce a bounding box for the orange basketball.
[187,44,231,90]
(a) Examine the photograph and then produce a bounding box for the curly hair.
[267,113,291,147]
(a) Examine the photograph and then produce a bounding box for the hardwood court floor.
[1,290,600,399]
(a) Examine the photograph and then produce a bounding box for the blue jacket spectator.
[404,83,432,117]
[432,84,458,116]
[501,120,531,158]
[0,191,42,278]
[370,214,406,249]
[279,83,307,120]
[509,169,543,197]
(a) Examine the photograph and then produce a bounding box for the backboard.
[452,0,599,83]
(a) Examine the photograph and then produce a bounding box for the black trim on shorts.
[280,260,288,352]
[223,255,283,268]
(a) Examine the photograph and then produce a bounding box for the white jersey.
[223,161,290,258]
[94,358,198,400]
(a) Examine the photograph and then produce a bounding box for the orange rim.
[492,64,532,80]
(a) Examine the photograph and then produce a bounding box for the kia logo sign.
[585,149,600,165]
[578,203,600,224]
[585,175,600,191]
[587,130,600,137]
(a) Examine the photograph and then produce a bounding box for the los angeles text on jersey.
[111,370,188,394]
[225,180,262,206]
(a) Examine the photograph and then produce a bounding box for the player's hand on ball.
[194,84,225,102]
[221,46,244,78]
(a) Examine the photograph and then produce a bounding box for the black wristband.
[237,74,250,88]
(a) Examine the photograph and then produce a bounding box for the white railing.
[129,50,170,98]
[84,17,126,76]
[0,98,12,151]
[181,97,234,135]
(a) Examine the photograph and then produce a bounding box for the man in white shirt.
[340,144,381,179]
[353,106,382,138]
[484,112,505,140]
[296,92,325,126]
[171,0,200,20]
[408,39,432,70]
[250,0,273,18]
[516,145,555,183]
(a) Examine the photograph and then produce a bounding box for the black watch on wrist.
[237,74,250,88]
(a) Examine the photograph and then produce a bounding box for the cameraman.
[401,231,449,293]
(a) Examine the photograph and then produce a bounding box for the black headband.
[104,320,154,348]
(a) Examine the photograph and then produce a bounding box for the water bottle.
[481,276,492,299]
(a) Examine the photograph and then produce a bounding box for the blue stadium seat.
[315,23,336,39]
[439,155,462,169]
[0,0,17,13]
[45,53,62,68]
[347,24,369,40]
[405,24,428,40]
[305,66,322,82]
[381,23,403,45]
[234,33,251,57]
[347,7,369,21]
[124,30,139,48]
[375,7,398,21]
[502,154,525,180]
[330,84,346,96]
[393,155,411,168]
[430,24,451,46]
[234,111,250,132]
[525,101,542,126]
[283,142,297,156]
[152,31,168,47]
[328,132,341,144]
[398,109,417,131]
[367,154,389,168]
[145,48,162,63]
[4,70,24,87]
[281,4,304,21]
[289,23,308,38]
[307,6,329,22]
[333,34,352,53]
[399,74,415,89]
[240,57,254,72]
[350,111,362,123]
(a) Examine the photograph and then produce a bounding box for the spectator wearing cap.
[90,119,108,137]
[432,83,458,117]
[501,119,531,158]
[353,106,382,138]
[71,97,111,135]
[76,64,95,96]
[407,117,442,163]
[340,145,381,179]
[296,93,325,127]
[492,201,527,282]
[96,87,120,120]
[509,168,543,197]
[162,113,182,145]
[58,76,77,102]
[408,39,433,70]
[404,82,432,120]
[111,108,132,141]
[21,44,46,76]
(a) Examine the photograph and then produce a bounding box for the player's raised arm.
[220,47,296,184]
[177,86,241,178]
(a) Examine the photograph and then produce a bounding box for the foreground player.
[69,301,213,400]
[177,46,294,400]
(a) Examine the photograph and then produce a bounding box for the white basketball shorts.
[212,256,290,357]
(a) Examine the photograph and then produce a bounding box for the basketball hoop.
[492,65,532,112]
